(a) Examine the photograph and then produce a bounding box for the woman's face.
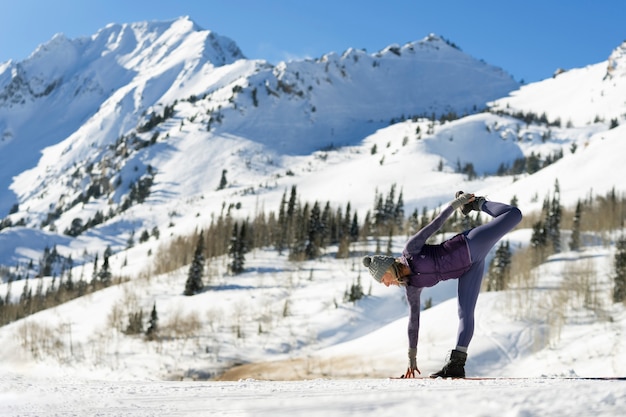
[381,270,400,287]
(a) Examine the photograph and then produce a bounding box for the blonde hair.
[390,261,408,286]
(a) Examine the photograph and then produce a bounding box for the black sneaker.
[430,349,467,379]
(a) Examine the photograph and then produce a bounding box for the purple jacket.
[400,205,472,348]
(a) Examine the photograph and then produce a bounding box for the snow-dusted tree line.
[1,182,625,339]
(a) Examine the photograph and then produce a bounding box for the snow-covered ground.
[1,236,625,416]
[2,375,625,416]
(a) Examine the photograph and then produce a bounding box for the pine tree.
[383,184,396,229]
[336,204,351,259]
[99,252,112,286]
[40,246,53,277]
[386,229,394,255]
[526,152,541,174]
[289,202,309,261]
[276,190,288,254]
[63,268,74,293]
[486,241,512,291]
[613,235,626,303]
[91,254,99,286]
[19,278,32,314]
[217,169,228,190]
[286,185,298,247]
[533,180,562,261]
[287,185,298,221]
[331,206,342,245]
[546,180,562,254]
[345,275,364,302]
[342,202,352,240]
[320,202,332,248]
[373,191,384,235]
[229,222,240,273]
[146,303,159,340]
[229,222,247,274]
[394,188,405,231]
[569,200,582,251]
[531,220,548,264]
[125,310,144,334]
[350,212,360,243]
[34,277,44,309]
[184,231,205,296]
[305,202,323,259]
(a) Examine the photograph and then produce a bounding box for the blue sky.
[1,0,624,83]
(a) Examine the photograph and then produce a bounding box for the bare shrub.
[231,301,249,341]
[152,235,196,276]
[504,246,538,319]
[89,328,115,366]
[561,258,610,320]
[160,307,202,339]
[15,321,65,360]
[108,287,142,332]
[206,307,224,333]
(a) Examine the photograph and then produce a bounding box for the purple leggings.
[456,201,522,347]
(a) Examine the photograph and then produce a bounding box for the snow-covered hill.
[0,17,626,417]
[0,17,519,272]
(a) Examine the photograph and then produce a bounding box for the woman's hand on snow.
[402,348,421,378]
[401,366,421,378]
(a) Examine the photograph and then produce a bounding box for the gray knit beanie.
[362,255,396,283]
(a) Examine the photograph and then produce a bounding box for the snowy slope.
[491,40,626,127]
[0,17,626,417]
[0,18,519,273]
[221,36,519,154]
[0,17,244,211]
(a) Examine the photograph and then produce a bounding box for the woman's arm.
[404,205,455,254]
[404,193,474,255]
[406,285,422,348]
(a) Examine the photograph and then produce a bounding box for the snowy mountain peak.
[422,33,462,50]
[0,17,244,108]
[373,33,461,58]
[606,40,626,78]
[93,16,246,69]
